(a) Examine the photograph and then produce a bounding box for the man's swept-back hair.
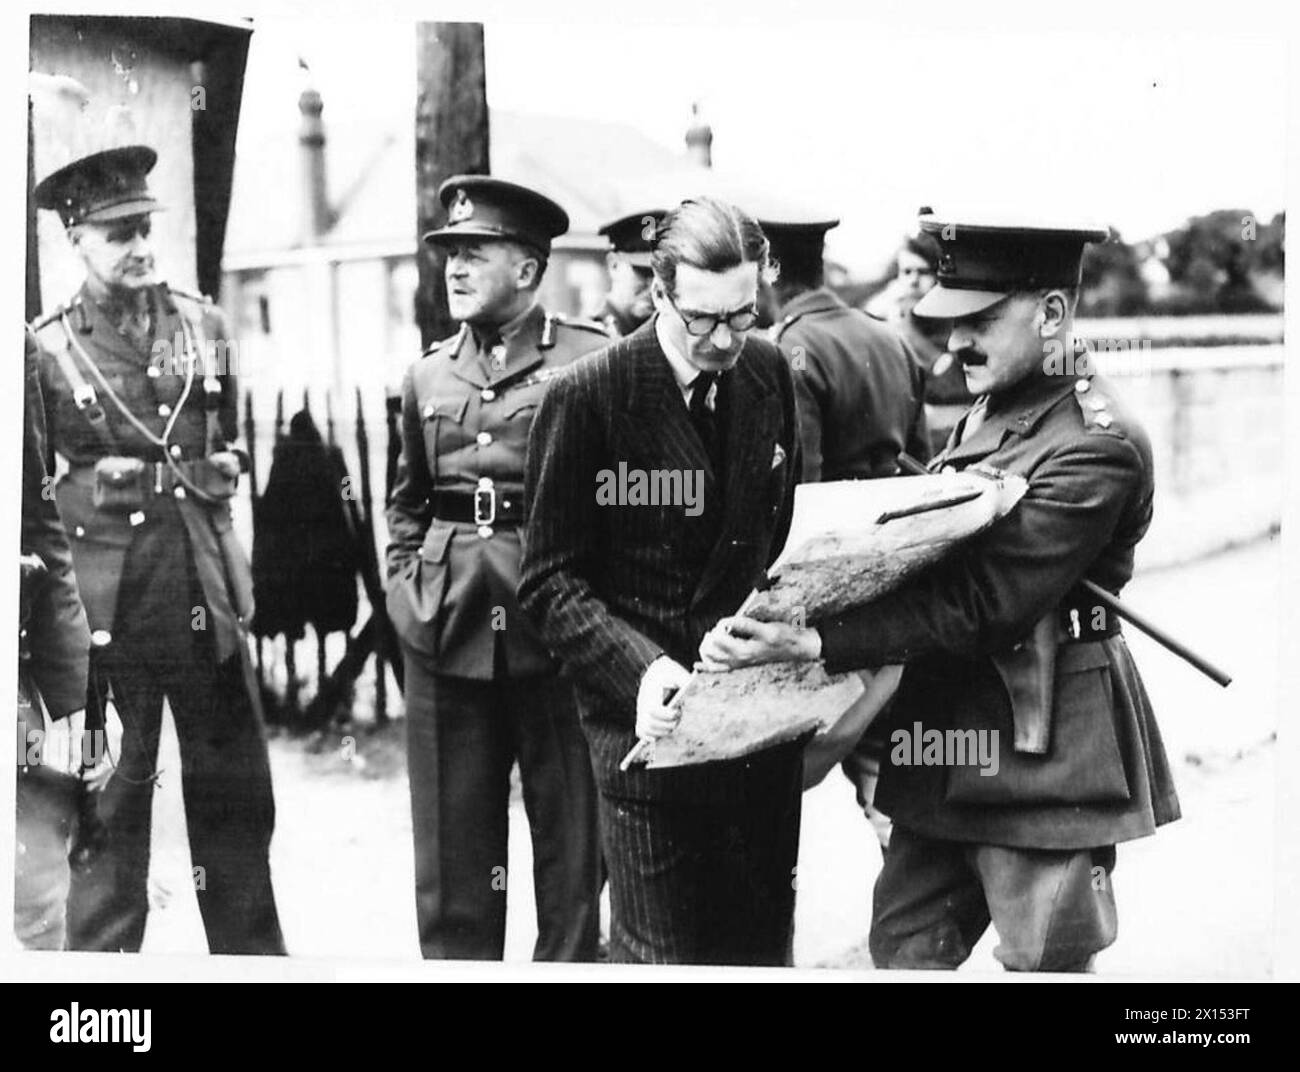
[651,196,771,297]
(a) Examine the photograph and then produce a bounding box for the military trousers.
[65,648,285,955]
[869,825,1118,971]
[403,654,600,961]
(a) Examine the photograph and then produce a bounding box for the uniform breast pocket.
[420,395,469,456]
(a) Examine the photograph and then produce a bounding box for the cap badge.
[450,189,474,223]
[938,253,956,276]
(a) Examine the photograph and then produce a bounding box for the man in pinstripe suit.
[519,197,804,966]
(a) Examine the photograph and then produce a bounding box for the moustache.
[954,346,987,367]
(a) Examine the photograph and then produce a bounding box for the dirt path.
[139,537,1279,975]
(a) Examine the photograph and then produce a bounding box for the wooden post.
[415,22,489,348]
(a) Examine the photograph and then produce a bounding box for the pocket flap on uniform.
[1056,642,1112,674]
[505,400,540,421]
[420,523,455,563]
[422,396,469,424]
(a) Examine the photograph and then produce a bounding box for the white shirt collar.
[655,312,724,407]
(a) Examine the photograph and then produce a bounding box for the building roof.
[225,108,696,263]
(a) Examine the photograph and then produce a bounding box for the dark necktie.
[688,371,721,470]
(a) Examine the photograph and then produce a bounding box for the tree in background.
[1080,233,1149,317]
[1159,209,1284,314]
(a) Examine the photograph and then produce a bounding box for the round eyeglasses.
[665,289,759,337]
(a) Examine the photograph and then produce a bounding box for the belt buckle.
[474,478,496,527]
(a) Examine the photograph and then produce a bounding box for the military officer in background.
[703,215,1180,972]
[760,216,930,482]
[30,145,284,955]
[759,214,931,852]
[596,209,664,338]
[386,176,608,961]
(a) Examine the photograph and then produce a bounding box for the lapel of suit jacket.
[692,338,783,611]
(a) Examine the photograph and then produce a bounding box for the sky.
[188,6,1292,274]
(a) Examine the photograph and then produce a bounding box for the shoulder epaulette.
[29,305,68,333]
[29,287,90,333]
[29,297,87,346]
[423,322,467,359]
[1071,377,1125,436]
[770,312,805,344]
[165,284,214,306]
[549,312,611,337]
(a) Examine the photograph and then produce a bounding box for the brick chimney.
[298,83,332,242]
[685,101,712,168]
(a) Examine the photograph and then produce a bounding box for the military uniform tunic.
[385,302,610,960]
[31,282,284,955]
[817,367,1180,969]
[770,287,931,481]
[819,368,1180,849]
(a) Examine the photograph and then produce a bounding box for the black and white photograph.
[4,0,1297,1015]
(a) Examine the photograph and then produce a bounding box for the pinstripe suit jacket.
[518,319,803,803]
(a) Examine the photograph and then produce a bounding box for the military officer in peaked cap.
[29,145,284,954]
[386,175,608,960]
[701,212,1180,972]
[597,209,665,338]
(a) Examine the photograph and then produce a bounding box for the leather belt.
[72,457,235,504]
[430,486,524,526]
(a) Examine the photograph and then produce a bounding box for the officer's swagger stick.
[895,452,1232,688]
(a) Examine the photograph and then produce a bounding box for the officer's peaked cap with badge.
[424,175,569,256]
[598,209,666,268]
[913,211,1110,320]
[33,145,163,228]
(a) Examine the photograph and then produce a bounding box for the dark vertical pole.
[415,22,489,349]
[243,388,259,498]
[244,387,264,685]
[385,393,402,503]
[355,388,390,721]
[26,100,41,321]
[275,388,285,442]
[189,28,252,302]
[285,637,299,715]
[317,628,327,696]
